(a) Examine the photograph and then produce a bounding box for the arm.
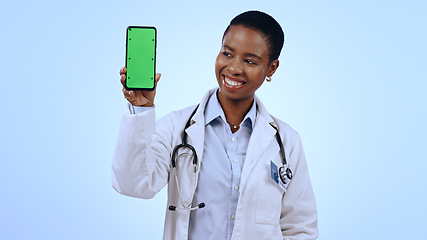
[280,134,319,239]
[112,105,172,198]
[112,68,170,198]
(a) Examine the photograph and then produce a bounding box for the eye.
[244,59,257,65]
[222,51,232,58]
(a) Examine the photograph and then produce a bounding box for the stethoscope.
[168,105,292,212]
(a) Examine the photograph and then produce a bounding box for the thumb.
[155,73,161,86]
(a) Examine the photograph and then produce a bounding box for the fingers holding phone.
[120,67,161,107]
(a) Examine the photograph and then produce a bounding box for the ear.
[267,59,279,77]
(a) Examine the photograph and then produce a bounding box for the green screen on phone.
[125,26,156,90]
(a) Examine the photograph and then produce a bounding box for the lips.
[223,75,246,89]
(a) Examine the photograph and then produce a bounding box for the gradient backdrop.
[1,0,426,239]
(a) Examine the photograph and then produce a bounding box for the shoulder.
[157,104,199,129]
[168,104,199,120]
[255,95,302,148]
[270,114,302,149]
[157,88,214,128]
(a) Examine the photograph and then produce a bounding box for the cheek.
[215,57,222,82]
[214,56,220,72]
[215,55,226,75]
[215,55,224,67]
[247,67,267,81]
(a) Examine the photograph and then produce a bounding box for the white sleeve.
[280,134,319,239]
[111,104,172,199]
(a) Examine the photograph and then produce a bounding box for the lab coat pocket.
[256,166,284,225]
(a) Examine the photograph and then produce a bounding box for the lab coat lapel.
[241,98,277,186]
[185,117,205,169]
[184,89,215,172]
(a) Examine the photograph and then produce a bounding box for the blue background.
[1,0,426,239]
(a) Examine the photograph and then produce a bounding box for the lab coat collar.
[187,88,215,125]
[183,88,216,167]
[254,94,276,126]
[189,87,270,127]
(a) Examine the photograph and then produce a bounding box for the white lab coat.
[112,88,318,240]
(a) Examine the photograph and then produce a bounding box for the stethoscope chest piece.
[279,165,293,185]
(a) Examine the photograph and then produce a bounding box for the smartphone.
[125,26,157,91]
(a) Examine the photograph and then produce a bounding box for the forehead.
[222,25,269,56]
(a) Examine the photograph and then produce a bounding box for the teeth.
[224,77,243,86]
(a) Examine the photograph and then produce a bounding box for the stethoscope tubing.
[270,123,293,182]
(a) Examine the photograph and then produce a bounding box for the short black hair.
[223,11,284,63]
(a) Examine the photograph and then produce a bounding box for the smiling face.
[215,24,279,106]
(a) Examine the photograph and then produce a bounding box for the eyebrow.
[223,44,263,60]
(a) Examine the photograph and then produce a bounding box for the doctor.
[113,11,318,240]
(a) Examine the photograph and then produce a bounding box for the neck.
[217,92,254,128]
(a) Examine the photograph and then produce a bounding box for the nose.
[227,58,243,75]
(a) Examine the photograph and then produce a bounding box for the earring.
[266,76,272,82]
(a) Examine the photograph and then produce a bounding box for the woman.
[113,11,318,240]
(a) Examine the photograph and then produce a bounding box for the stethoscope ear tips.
[168,203,206,211]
